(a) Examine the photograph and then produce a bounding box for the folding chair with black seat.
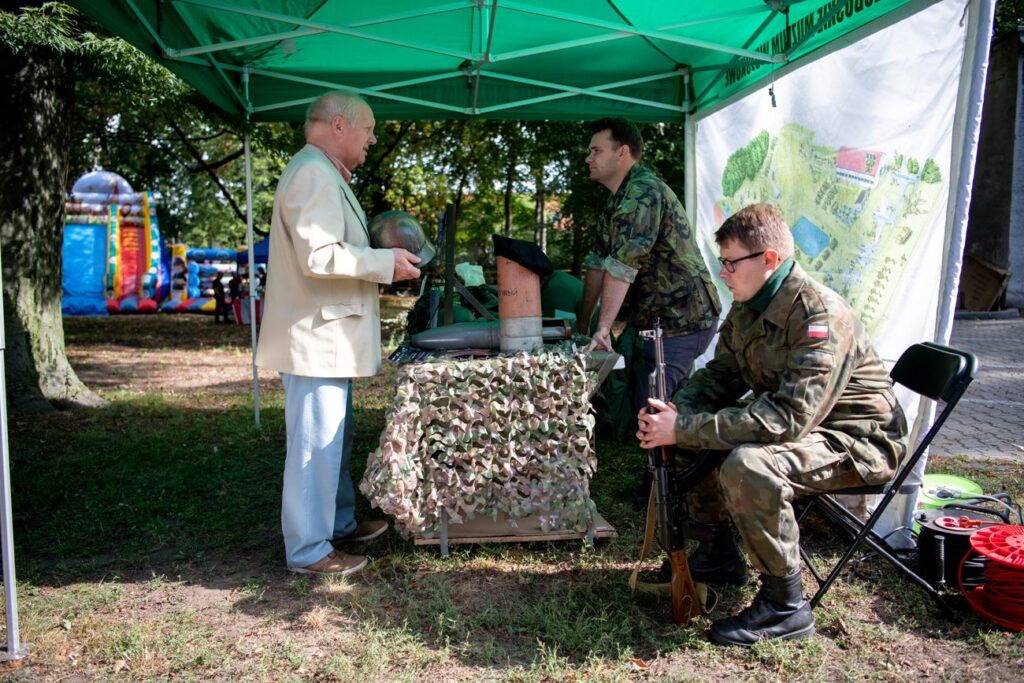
[797,342,978,618]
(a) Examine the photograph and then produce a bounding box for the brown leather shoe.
[334,520,388,543]
[290,550,367,576]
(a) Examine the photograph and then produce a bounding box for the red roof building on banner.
[835,146,884,187]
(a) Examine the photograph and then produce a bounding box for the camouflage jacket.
[672,262,908,484]
[583,165,720,335]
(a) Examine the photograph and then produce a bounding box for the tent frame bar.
[228,62,684,118]
[167,1,470,59]
[250,71,467,115]
[173,27,326,59]
[500,0,782,63]
[692,0,945,121]
[475,69,683,115]
[470,0,499,113]
[242,70,261,428]
[173,0,477,61]
[168,0,251,114]
[241,67,468,115]
[692,8,781,113]
[169,0,784,67]
[479,71,684,113]
[490,5,771,64]
[124,0,248,114]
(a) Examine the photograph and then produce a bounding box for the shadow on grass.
[10,394,293,580]
[225,550,718,670]
[63,314,256,351]
[9,388,714,669]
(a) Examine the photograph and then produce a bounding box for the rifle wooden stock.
[667,548,703,624]
[660,443,703,625]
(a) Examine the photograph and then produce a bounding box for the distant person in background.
[212,275,228,324]
[255,265,267,298]
[227,273,242,323]
[228,273,241,303]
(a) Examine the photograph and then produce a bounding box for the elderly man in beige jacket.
[256,91,421,575]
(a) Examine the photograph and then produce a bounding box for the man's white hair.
[304,90,368,135]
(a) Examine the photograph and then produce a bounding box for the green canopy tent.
[0,0,996,661]
[70,0,937,122]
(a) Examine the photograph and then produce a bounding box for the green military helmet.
[368,210,435,267]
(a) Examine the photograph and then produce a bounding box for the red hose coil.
[958,525,1024,631]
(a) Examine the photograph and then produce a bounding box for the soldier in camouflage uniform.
[577,118,721,502]
[637,204,908,646]
[576,118,720,406]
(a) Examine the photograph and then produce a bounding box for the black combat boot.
[688,521,748,586]
[709,571,815,646]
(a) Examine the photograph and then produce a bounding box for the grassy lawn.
[2,315,1022,681]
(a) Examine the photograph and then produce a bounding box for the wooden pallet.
[415,510,616,555]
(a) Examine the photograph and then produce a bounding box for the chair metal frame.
[797,342,978,618]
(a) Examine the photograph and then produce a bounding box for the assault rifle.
[640,319,704,624]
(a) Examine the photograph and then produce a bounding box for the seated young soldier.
[637,203,908,646]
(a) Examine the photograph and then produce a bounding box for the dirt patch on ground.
[64,315,279,396]
[67,345,280,395]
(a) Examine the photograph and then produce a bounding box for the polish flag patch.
[807,324,829,339]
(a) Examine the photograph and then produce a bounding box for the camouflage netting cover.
[360,343,598,537]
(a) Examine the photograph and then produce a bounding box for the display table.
[232,296,262,326]
[360,344,618,555]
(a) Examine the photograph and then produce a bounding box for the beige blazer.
[255,145,396,378]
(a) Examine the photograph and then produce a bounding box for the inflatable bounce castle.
[61,170,252,318]
[62,171,170,315]
[161,245,237,314]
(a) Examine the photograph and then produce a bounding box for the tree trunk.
[533,170,546,253]
[571,216,584,278]
[503,163,514,237]
[0,42,104,412]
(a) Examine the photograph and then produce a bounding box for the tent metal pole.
[684,71,697,230]
[0,252,28,662]
[244,132,261,428]
[878,0,996,549]
[935,0,997,345]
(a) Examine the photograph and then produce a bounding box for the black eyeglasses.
[717,251,765,273]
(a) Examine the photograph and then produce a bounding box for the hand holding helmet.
[368,210,434,282]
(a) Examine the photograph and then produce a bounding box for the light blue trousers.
[280,373,358,568]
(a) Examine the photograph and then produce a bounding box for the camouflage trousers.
[684,431,874,577]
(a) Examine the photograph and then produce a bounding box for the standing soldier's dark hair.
[590,117,644,160]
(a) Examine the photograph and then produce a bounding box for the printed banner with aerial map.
[693,1,972,542]
[694,0,967,367]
